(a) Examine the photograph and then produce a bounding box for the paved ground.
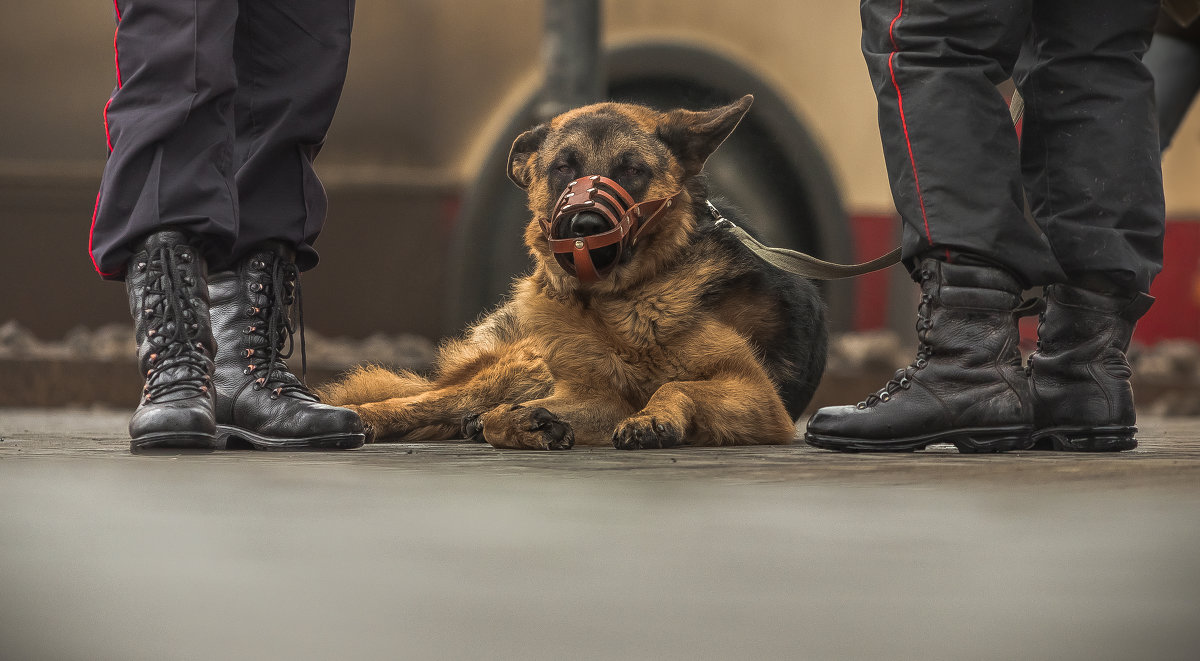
[2,408,1199,660]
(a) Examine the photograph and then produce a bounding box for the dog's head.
[508,94,753,293]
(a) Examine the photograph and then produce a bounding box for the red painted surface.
[850,213,899,331]
[849,214,1200,344]
[1140,220,1200,344]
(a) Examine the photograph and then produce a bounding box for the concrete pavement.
[2,408,1199,660]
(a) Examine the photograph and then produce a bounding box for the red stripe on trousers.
[886,1,942,257]
[91,0,124,277]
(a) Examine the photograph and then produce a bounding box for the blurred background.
[2,0,1199,409]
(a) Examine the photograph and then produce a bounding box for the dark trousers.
[90,0,355,279]
[861,0,1165,293]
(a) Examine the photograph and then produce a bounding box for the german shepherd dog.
[319,95,827,450]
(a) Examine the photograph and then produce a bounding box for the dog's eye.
[555,164,573,175]
[620,165,643,177]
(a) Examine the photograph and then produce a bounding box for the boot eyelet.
[915,358,927,369]
[136,262,147,272]
[899,377,910,389]
[879,391,891,402]
[856,402,867,410]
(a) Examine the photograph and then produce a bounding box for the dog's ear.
[507,124,549,190]
[657,94,753,177]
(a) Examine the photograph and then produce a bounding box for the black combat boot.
[1028,284,1154,451]
[126,230,217,453]
[208,243,365,450]
[805,259,1036,453]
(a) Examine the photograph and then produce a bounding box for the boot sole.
[1031,426,1137,452]
[804,426,1034,454]
[215,425,365,451]
[130,432,217,454]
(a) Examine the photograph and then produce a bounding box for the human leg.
[859,0,1060,283]
[1021,0,1164,451]
[91,0,239,278]
[1019,0,1164,294]
[207,1,362,449]
[805,0,1043,452]
[228,0,355,271]
[92,1,240,450]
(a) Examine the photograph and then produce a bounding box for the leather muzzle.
[539,175,683,283]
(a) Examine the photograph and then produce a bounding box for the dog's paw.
[612,416,683,450]
[461,412,486,443]
[483,404,575,450]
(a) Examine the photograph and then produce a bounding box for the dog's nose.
[568,212,609,237]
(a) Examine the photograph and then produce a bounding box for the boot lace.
[857,290,934,409]
[1022,298,1050,375]
[138,246,211,402]
[241,253,314,401]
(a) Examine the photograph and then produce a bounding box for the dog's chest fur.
[523,282,710,403]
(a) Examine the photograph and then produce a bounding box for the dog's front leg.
[613,375,796,449]
[345,357,554,441]
[478,390,635,450]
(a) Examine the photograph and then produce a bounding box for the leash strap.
[707,201,901,280]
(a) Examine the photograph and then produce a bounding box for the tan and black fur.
[319,95,827,450]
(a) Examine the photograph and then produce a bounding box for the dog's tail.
[315,364,433,406]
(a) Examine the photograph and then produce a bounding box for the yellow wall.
[606,1,894,214]
[1163,110,1200,216]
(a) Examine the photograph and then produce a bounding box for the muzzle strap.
[542,176,684,282]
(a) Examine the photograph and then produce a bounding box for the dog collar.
[539,175,684,283]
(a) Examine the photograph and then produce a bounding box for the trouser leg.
[229,0,355,272]
[860,0,1063,286]
[90,0,239,280]
[1018,0,1164,294]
